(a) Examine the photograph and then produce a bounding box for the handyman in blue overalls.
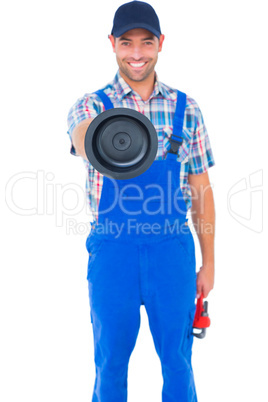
[67,2,215,401]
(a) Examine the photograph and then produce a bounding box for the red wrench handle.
[192,295,211,339]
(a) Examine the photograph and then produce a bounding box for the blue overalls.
[86,90,197,402]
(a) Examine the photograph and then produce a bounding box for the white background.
[1,0,267,401]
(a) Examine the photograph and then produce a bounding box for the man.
[67,1,215,401]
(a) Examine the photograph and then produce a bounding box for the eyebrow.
[119,36,155,42]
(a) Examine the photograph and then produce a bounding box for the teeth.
[130,62,145,68]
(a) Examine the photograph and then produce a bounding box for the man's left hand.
[196,265,214,298]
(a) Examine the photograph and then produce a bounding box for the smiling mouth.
[128,62,146,68]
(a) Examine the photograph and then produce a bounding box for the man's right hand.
[72,118,94,160]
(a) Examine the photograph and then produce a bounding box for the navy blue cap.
[111,1,161,38]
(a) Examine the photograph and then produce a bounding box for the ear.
[158,34,165,52]
[108,34,116,53]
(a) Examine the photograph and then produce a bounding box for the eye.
[121,42,130,46]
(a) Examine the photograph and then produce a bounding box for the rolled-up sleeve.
[67,93,104,156]
[188,103,215,175]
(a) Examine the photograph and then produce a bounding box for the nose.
[132,45,143,60]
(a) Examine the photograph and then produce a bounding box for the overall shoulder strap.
[168,90,187,158]
[94,89,114,110]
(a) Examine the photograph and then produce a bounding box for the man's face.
[109,28,165,84]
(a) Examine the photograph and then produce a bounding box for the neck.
[119,70,156,101]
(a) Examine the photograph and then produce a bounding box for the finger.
[196,281,202,299]
[203,287,209,298]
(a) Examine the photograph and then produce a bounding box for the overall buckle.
[168,134,183,154]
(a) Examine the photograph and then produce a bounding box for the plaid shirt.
[67,71,215,223]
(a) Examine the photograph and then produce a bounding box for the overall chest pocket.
[106,163,182,216]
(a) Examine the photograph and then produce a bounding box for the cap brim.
[112,22,161,38]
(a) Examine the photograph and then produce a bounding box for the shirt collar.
[113,70,172,101]
[113,71,132,100]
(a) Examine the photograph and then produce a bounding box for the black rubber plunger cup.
[84,108,158,180]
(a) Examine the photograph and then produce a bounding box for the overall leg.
[87,236,141,402]
[144,231,197,402]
